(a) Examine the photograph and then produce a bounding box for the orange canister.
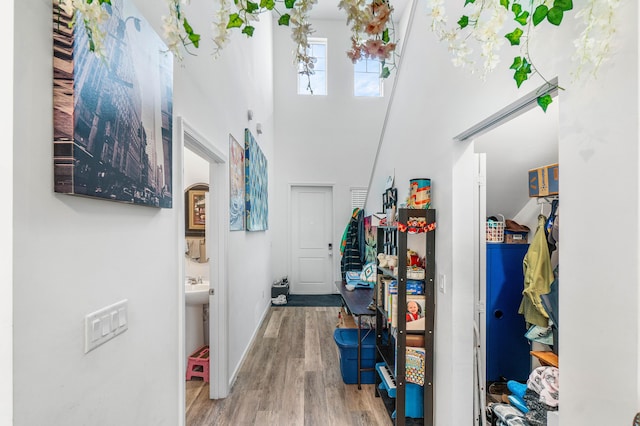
[409,178,431,209]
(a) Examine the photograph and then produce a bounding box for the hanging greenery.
[56,0,620,109]
[428,0,621,111]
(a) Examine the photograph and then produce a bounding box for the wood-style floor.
[186,306,392,425]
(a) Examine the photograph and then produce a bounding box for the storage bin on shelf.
[376,362,424,419]
[333,328,376,384]
[486,214,505,243]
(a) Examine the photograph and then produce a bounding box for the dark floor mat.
[273,294,342,307]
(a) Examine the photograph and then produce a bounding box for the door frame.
[177,118,229,421]
[452,79,559,424]
[287,183,335,295]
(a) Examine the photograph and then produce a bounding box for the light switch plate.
[438,274,446,294]
[84,299,128,353]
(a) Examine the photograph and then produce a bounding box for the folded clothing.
[528,366,559,408]
[489,403,528,426]
[345,271,361,285]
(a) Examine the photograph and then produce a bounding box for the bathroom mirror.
[185,183,208,237]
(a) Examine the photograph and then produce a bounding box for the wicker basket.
[407,267,425,280]
[486,214,505,243]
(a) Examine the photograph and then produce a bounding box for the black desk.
[335,281,375,389]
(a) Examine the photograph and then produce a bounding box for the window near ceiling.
[298,38,327,96]
[354,57,383,97]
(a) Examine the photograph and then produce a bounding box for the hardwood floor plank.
[304,370,329,425]
[304,310,322,372]
[264,309,284,339]
[280,357,305,423]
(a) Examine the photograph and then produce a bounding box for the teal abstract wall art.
[244,129,268,231]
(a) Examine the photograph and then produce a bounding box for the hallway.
[186,306,391,425]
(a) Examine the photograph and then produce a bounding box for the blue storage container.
[333,328,376,384]
[486,244,531,383]
[376,362,424,419]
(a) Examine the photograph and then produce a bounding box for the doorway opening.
[178,118,229,425]
[452,79,559,425]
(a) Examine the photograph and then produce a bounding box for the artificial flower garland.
[56,0,620,102]
[427,0,621,111]
[339,0,398,77]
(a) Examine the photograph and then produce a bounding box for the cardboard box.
[504,230,528,244]
[529,163,559,197]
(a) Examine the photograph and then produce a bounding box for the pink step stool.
[186,346,210,383]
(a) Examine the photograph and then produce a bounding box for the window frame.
[297,37,328,96]
[353,57,384,98]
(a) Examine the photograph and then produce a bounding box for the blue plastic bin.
[333,328,376,384]
[376,362,424,418]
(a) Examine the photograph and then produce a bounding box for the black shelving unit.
[374,208,436,426]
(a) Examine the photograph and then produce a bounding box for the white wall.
[556,2,639,423]
[271,18,393,285]
[12,0,273,424]
[366,1,640,425]
[2,1,14,424]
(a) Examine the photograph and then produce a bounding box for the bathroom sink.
[185,282,209,306]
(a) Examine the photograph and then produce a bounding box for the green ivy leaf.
[227,13,244,28]
[554,0,573,11]
[505,28,523,45]
[510,56,523,70]
[514,68,529,88]
[246,1,259,13]
[511,3,522,16]
[285,0,296,8]
[532,5,548,26]
[278,14,291,26]
[381,66,391,79]
[183,18,201,47]
[500,0,509,9]
[458,15,469,29]
[547,7,563,25]
[98,0,112,4]
[515,11,529,25]
[537,94,553,112]
[260,0,275,9]
[464,0,476,5]
[242,25,255,36]
[189,32,201,47]
[382,28,390,43]
[512,57,531,88]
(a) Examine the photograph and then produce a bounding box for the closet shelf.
[531,351,559,368]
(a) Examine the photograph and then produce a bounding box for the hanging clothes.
[340,208,364,280]
[518,215,554,327]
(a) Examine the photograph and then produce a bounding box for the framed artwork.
[52,0,173,208]
[229,134,245,231]
[244,129,268,231]
[185,184,208,237]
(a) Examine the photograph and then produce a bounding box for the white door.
[290,186,333,295]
